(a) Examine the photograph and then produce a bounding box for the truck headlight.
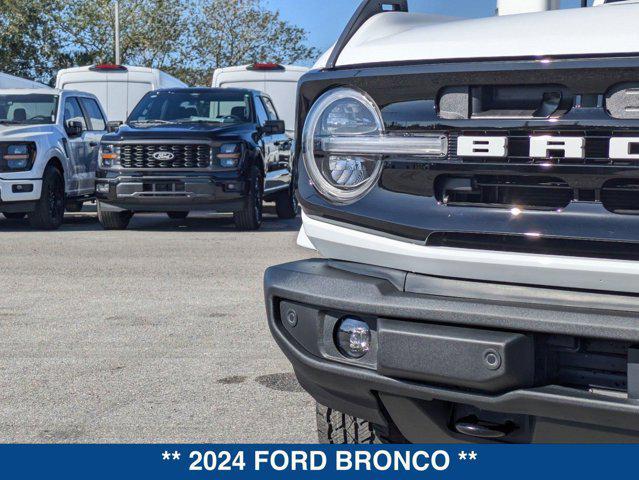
[302,88,383,204]
[302,88,447,204]
[2,143,35,171]
[99,144,120,168]
[216,143,243,168]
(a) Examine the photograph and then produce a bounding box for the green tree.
[188,0,320,85]
[0,0,68,84]
[58,0,192,76]
[0,0,319,86]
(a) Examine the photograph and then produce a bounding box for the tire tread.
[316,403,381,444]
[98,204,132,230]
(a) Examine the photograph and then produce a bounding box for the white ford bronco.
[265,0,639,443]
[0,88,108,229]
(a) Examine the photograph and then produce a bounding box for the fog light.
[12,184,33,193]
[335,317,371,358]
[96,183,110,194]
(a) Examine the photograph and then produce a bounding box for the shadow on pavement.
[0,205,302,233]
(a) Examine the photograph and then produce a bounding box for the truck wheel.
[275,187,299,219]
[28,166,65,230]
[233,167,263,231]
[2,212,26,220]
[97,202,133,230]
[316,403,403,444]
[167,212,189,220]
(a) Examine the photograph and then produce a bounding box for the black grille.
[601,180,639,215]
[119,144,212,169]
[434,175,573,210]
[436,130,639,213]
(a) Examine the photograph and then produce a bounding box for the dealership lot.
[0,206,316,443]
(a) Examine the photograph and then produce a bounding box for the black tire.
[316,403,406,444]
[275,186,299,219]
[28,166,65,230]
[233,166,263,231]
[167,211,189,220]
[97,202,133,230]
[2,212,27,220]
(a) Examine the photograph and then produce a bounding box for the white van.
[55,65,187,123]
[212,64,308,135]
[0,72,48,90]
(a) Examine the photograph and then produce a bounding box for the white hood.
[330,3,639,68]
[0,125,54,140]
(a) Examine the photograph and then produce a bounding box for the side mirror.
[107,121,122,133]
[65,120,83,137]
[262,119,285,135]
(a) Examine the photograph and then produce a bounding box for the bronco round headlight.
[302,88,384,204]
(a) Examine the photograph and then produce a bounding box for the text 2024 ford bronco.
[265,0,639,443]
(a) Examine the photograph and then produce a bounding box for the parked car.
[212,64,308,137]
[55,65,187,124]
[0,88,108,228]
[265,0,639,443]
[95,87,296,230]
[0,72,48,90]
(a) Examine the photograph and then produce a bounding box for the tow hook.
[454,416,517,439]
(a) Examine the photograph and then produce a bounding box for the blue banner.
[0,444,635,479]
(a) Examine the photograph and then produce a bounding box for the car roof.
[152,87,263,96]
[0,88,60,95]
[214,64,309,74]
[60,89,101,98]
[57,65,159,75]
[0,88,101,100]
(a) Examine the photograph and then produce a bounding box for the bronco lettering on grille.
[458,135,639,159]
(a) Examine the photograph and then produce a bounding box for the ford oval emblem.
[152,151,175,161]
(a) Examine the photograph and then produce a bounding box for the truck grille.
[601,180,639,214]
[416,130,639,212]
[119,144,212,169]
[435,175,573,210]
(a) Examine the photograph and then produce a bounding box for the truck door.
[79,97,108,193]
[62,97,90,195]
[260,95,291,193]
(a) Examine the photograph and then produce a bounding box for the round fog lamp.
[335,318,371,359]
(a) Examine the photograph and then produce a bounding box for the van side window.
[254,95,269,125]
[63,97,87,130]
[80,98,106,131]
[262,97,279,121]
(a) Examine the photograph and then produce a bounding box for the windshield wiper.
[182,120,224,124]
[0,120,22,125]
[130,119,177,125]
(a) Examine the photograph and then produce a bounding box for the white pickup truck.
[265,0,639,444]
[0,88,108,229]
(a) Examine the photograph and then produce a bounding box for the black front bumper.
[265,259,639,443]
[96,171,248,213]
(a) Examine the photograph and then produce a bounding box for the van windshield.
[0,94,58,125]
[128,90,253,125]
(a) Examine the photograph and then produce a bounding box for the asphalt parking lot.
[0,205,316,443]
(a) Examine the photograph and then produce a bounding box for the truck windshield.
[0,94,58,125]
[128,90,254,125]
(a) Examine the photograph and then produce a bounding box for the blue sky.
[265,0,589,61]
